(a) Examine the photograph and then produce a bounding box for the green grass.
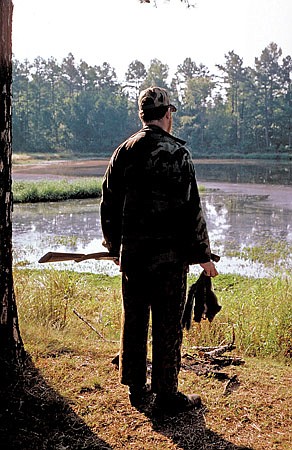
[13,178,103,203]
[185,273,292,358]
[12,178,208,203]
[14,268,292,360]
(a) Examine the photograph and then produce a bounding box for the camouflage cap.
[138,86,177,112]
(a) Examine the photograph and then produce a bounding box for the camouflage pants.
[120,263,188,394]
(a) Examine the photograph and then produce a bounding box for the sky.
[12,0,292,82]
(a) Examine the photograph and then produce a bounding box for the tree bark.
[0,0,25,384]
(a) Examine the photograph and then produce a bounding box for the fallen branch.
[200,326,236,359]
[190,345,221,352]
[182,350,244,381]
[181,358,231,380]
[202,342,236,360]
[182,331,244,385]
[73,309,107,341]
[73,308,105,338]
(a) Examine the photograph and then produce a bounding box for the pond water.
[12,180,292,278]
[194,159,292,185]
[13,158,292,186]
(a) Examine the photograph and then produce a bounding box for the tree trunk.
[0,0,25,384]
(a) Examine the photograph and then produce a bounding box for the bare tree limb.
[73,309,118,343]
[139,0,196,8]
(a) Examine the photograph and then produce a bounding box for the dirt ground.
[12,159,109,180]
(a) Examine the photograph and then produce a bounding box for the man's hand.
[200,261,218,277]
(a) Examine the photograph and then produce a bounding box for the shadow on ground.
[152,409,254,450]
[113,354,253,450]
[137,398,254,450]
[0,355,112,450]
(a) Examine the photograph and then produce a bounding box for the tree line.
[12,42,292,159]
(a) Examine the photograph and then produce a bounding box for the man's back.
[102,124,203,270]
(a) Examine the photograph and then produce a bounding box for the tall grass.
[13,178,207,203]
[14,267,292,360]
[184,273,292,358]
[14,269,121,354]
[13,178,103,203]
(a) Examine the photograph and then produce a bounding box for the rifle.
[38,251,117,264]
[39,251,220,264]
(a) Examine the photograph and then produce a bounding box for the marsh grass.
[13,178,103,203]
[15,269,121,354]
[12,178,207,203]
[224,238,292,270]
[184,273,292,358]
[15,267,292,360]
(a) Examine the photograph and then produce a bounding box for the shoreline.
[12,158,292,210]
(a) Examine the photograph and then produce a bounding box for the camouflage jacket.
[100,125,211,271]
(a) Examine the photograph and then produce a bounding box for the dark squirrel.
[182,270,221,330]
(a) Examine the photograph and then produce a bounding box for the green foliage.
[13,178,102,203]
[12,43,292,158]
[140,58,169,89]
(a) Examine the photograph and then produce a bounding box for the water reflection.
[195,160,292,185]
[203,191,292,247]
[12,189,292,277]
[13,200,101,250]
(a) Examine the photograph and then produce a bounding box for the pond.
[13,158,292,185]
[194,159,292,185]
[12,181,292,278]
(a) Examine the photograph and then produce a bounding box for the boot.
[128,383,152,407]
[153,391,201,414]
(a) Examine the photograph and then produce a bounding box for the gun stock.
[38,251,116,263]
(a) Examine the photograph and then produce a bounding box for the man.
[101,86,218,413]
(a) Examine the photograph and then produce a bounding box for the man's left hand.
[200,261,218,277]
